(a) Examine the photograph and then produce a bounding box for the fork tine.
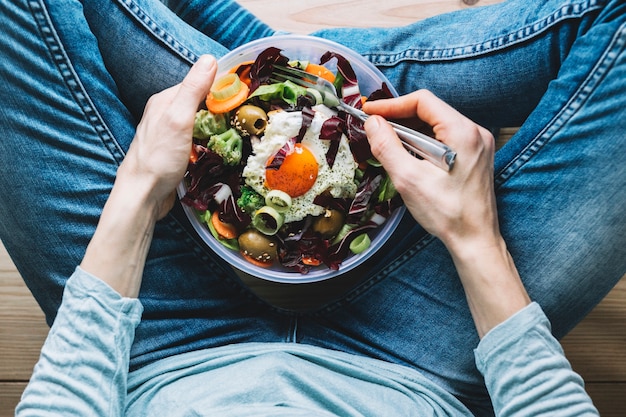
[272,66,454,170]
[270,71,315,88]
[273,65,319,83]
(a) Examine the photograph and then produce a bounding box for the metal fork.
[272,65,456,171]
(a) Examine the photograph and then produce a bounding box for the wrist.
[448,236,531,338]
[80,166,161,298]
[115,157,167,221]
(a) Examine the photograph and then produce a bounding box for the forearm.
[446,236,531,339]
[80,163,160,298]
[16,269,143,416]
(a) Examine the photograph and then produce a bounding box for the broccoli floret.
[237,185,264,214]
[193,109,228,140]
[207,128,243,165]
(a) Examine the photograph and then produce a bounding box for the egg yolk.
[266,143,318,197]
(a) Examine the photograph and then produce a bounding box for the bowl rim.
[177,34,406,283]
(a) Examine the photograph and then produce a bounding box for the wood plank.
[0,243,48,381]
[562,277,626,382]
[586,383,626,417]
[0,382,27,417]
[237,0,505,33]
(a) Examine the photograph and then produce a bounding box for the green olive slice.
[252,206,284,235]
[265,190,292,213]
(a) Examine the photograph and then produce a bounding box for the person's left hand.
[119,55,217,219]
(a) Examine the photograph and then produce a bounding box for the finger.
[362,93,420,120]
[407,90,468,136]
[364,115,435,182]
[170,55,217,116]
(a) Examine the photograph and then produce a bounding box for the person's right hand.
[363,90,498,254]
[365,90,531,338]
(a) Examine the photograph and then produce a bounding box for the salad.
[181,46,403,274]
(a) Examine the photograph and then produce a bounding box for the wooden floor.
[1,1,625,416]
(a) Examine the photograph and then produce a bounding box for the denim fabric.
[1,0,625,414]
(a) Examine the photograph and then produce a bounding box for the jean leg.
[0,0,293,371]
[299,0,626,413]
[159,0,275,51]
[313,0,606,128]
[0,0,134,320]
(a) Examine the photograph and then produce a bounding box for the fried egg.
[243,106,358,223]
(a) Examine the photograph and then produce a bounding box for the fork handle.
[387,121,456,171]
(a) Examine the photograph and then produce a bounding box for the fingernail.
[365,115,382,130]
[196,55,216,72]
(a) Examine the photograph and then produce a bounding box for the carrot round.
[189,144,199,164]
[211,211,238,240]
[206,73,250,114]
[301,256,322,266]
[241,252,273,268]
[305,63,336,83]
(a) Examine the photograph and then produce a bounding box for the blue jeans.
[1,0,624,414]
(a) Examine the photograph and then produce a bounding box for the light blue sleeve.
[475,302,599,417]
[16,267,143,417]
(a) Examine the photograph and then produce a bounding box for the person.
[1,0,624,415]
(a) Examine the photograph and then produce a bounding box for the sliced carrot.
[301,256,322,266]
[206,74,250,114]
[229,60,254,87]
[189,144,199,164]
[305,63,336,83]
[241,252,273,268]
[211,211,238,240]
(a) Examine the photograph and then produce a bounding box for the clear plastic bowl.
[177,35,405,283]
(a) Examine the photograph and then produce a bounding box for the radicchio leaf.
[216,183,251,232]
[313,190,350,214]
[319,51,361,108]
[349,172,383,219]
[266,137,296,171]
[296,106,315,143]
[249,47,290,93]
[319,116,346,168]
[182,146,229,210]
[367,83,394,101]
[344,114,372,163]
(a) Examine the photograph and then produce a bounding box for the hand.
[363,90,498,253]
[364,90,530,338]
[80,56,217,297]
[119,55,217,220]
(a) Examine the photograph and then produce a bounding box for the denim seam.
[119,0,199,65]
[495,20,626,186]
[366,0,603,65]
[28,0,125,165]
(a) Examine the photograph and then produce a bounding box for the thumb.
[171,55,217,114]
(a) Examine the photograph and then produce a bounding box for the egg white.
[242,106,358,223]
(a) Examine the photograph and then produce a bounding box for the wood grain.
[237,0,505,33]
[0,245,47,382]
[0,382,27,417]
